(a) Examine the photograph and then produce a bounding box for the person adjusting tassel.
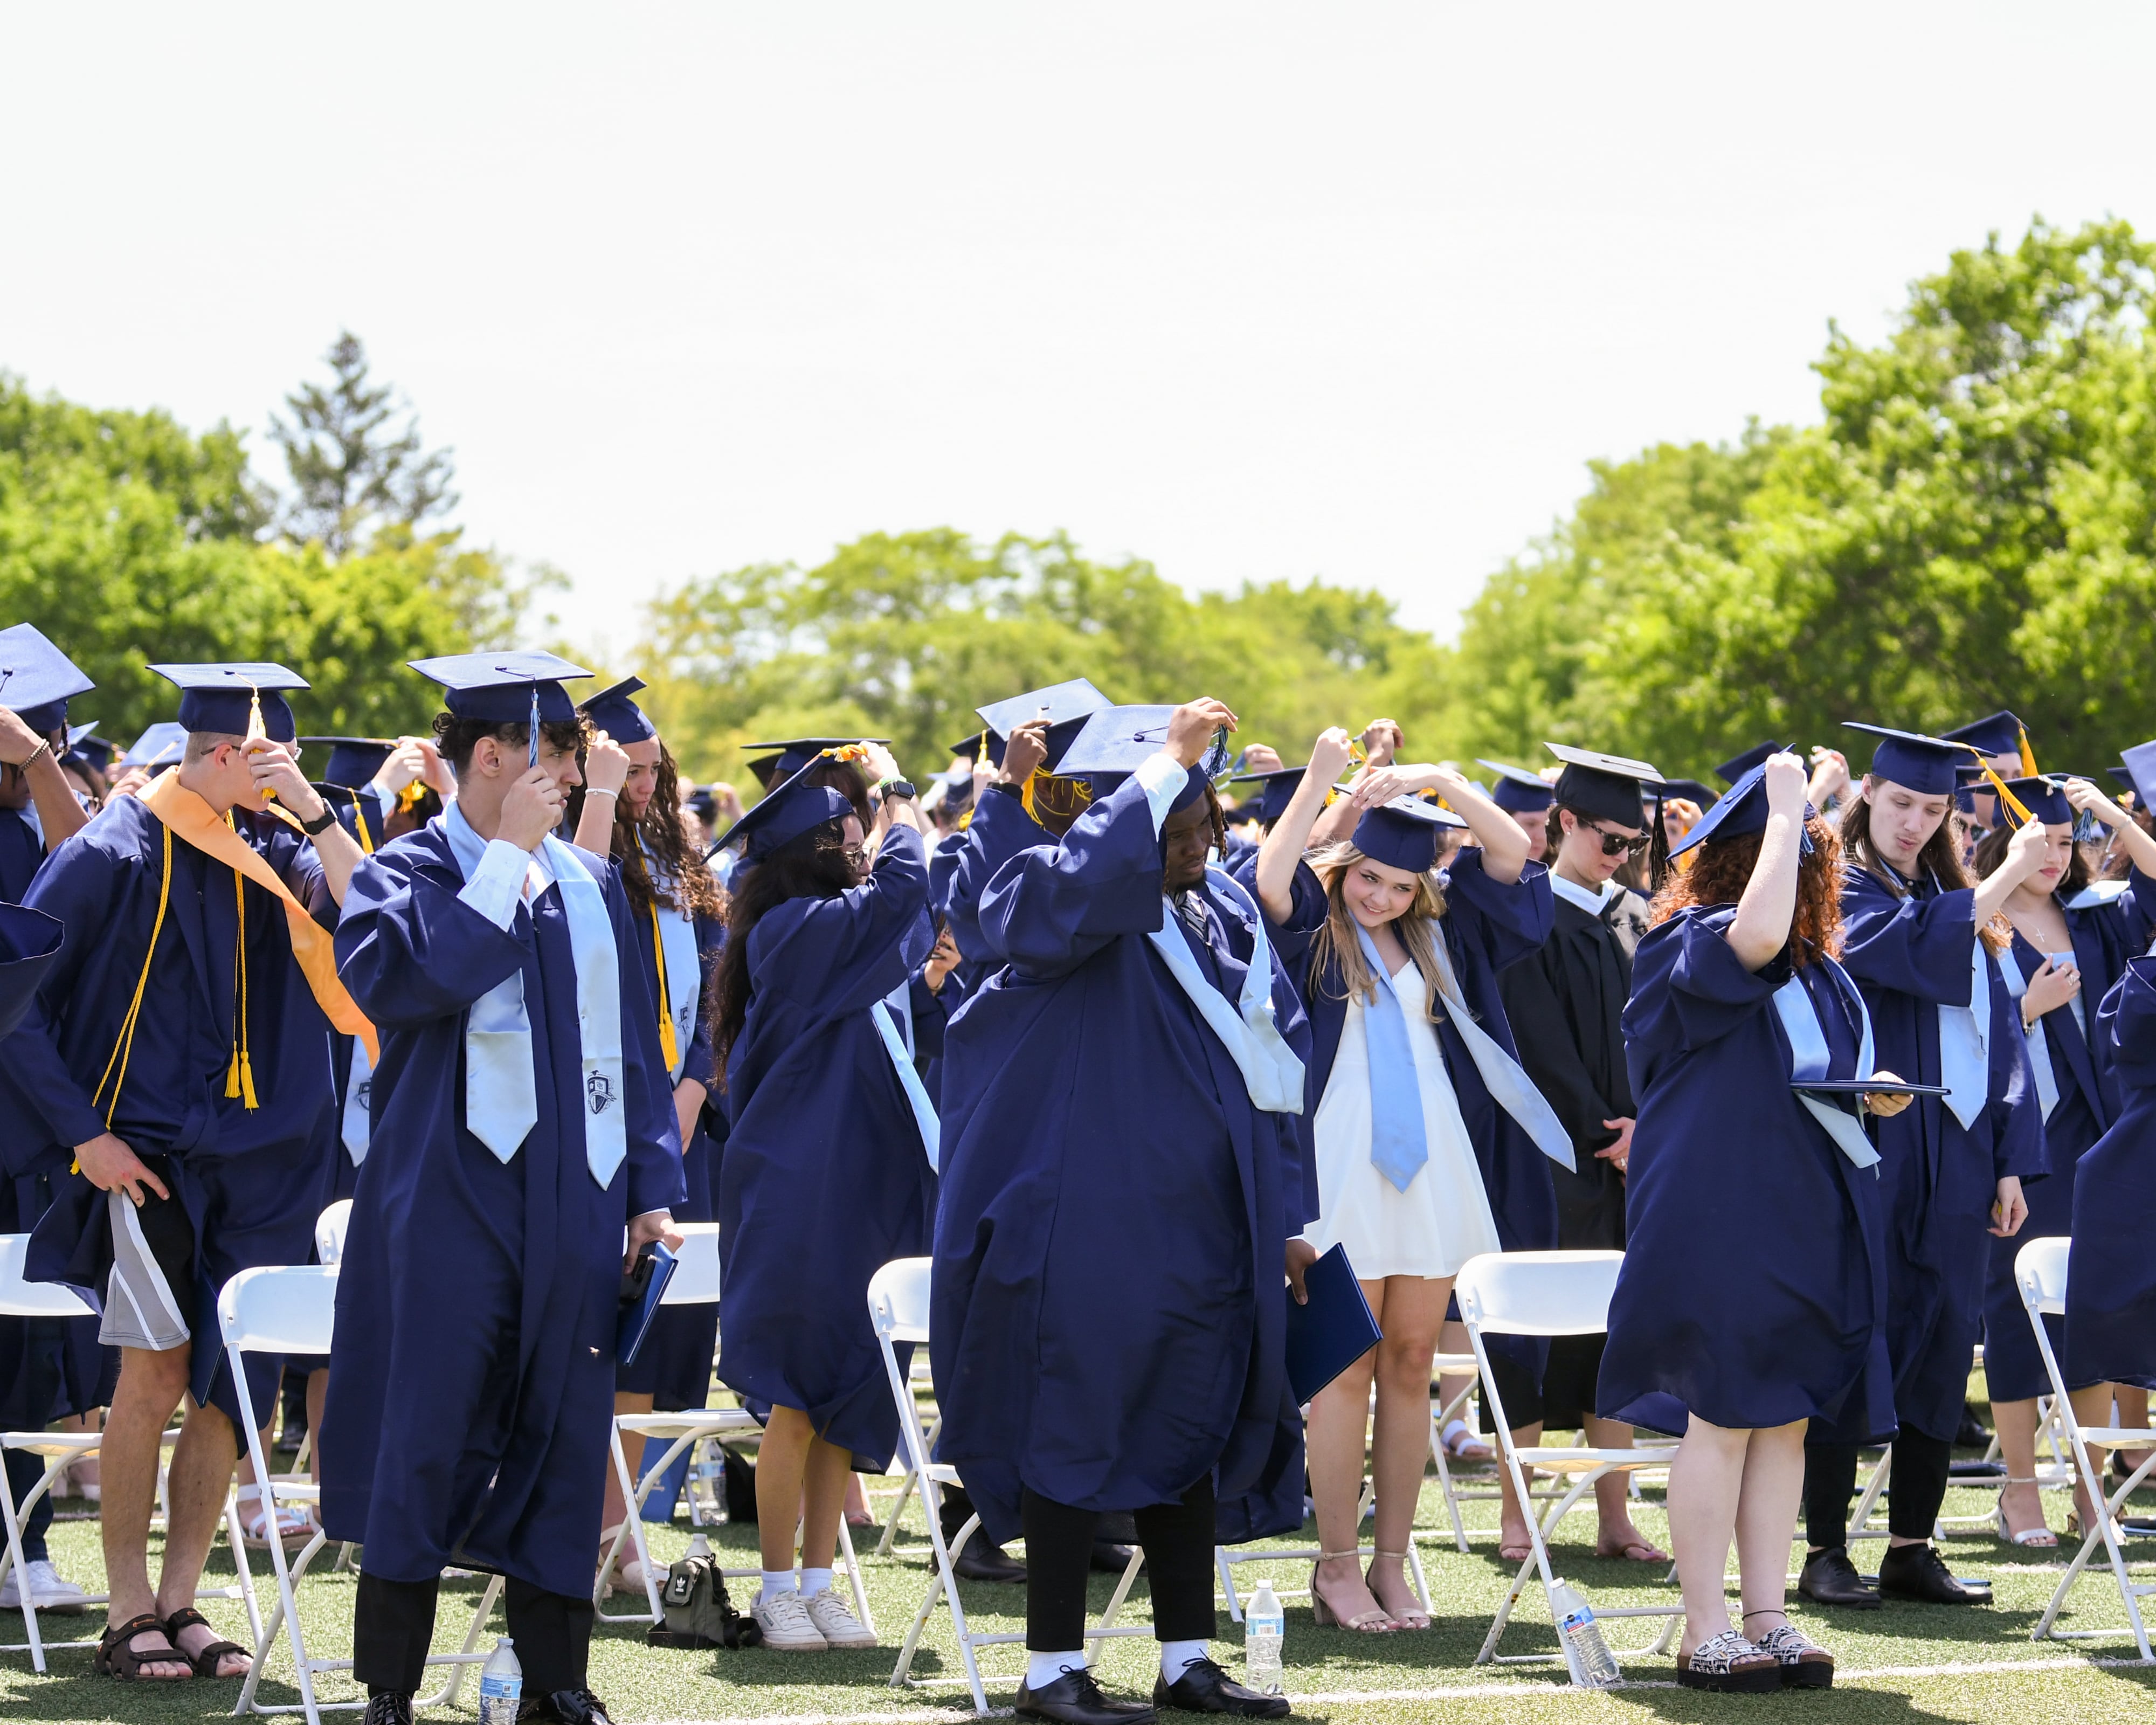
[323,651,682,1725]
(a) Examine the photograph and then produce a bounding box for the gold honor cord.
[344,789,374,855]
[225,815,258,1108]
[640,833,681,1073]
[85,820,175,1158]
[1022,768,1093,826]
[1966,748,2035,827]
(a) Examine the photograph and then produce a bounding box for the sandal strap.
[162,1606,212,1634]
[1317,1549,1363,1561]
[103,1612,170,1647]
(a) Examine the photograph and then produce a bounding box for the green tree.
[270,331,458,556]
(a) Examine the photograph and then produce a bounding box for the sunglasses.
[1586,822,1653,857]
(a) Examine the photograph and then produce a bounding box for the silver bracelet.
[585,787,620,799]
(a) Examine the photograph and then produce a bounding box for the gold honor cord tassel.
[649,899,680,1073]
[2017,724,2040,779]
[246,685,278,805]
[225,816,259,1109]
[1966,747,2035,827]
[349,792,374,855]
[82,822,175,1166]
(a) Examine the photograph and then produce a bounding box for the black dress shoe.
[1955,1402,1991,1448]
[518,1690,617,1725]
[1015,1666,1157,1723]
[949,1535,1029,1584]
[362,1697,413,1725]
[1797,1547,1881,1610]
[1877,1542,1990,1605]
[1153,1656,1291,1717]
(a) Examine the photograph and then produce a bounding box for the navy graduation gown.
[0,805,43,903]
[927,790,1049,1100]
[321,822,682,1599]
[16,796,340,1420]
[1836,865,2046,1443]
[618,898,727,1407]
[1978,876,2155,1398]
[1598,909,1890,1437]
[932,774,1309,1548]
[715,824,937,1472]
[2065,956,2156,1389]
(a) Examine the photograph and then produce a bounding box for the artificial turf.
[8,1413,2156,1724]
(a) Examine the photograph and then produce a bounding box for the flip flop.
[1597,1537,1671,1563]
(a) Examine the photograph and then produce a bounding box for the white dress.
[1298,954,1503,1280]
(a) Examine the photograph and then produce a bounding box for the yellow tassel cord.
[2017,724,2040,780]
[1021,768,1093,827]
[81,823,174,1166]
[224,815,258,1108]
[245,686,277,805]
[649,898,680,1073]
[1966,749,2035,827]
[348,794,374,855]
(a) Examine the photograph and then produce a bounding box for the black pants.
[354,1571,593,1696]
[1803,1430,1953,1550]
[1022,1479,1217,1652]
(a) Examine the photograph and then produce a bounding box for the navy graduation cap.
[1997,775,2074,826]
[1353,795,1466,874]
[974,678,1115,773]
[2123,741,2156,811]
[1476,760,1554,815]
[301,736,397,789]
[1670,759,1815,859]
[581,675,657,744]
[742,736,890,790]
[1543,742,1664,829]
[1655,778,1720,810]
[65,721,116,774]
[0,624,95,737]
[1711,740,1782,786]
[712,758,857,862]
[946,729,1005,769]
[1843,723,1971,797]
[1227,764,1308,826]
[409,651,591,724]
[1058,704,1233,811]
[119,721,188,770]
[149,661,307,741]
[1941,710,2030,761]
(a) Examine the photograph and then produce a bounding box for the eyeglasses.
[841,845,870,868]
[1586,822,1652,857]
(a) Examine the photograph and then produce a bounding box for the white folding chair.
[874,1257,1147,1717]
[2020,1237,2156,1660]
[593,1225,874,1632]
[1456,1250,1680,1682]
[313,1201,351,1267]
[0,1233,262,1673]
[223,1266,503,1725]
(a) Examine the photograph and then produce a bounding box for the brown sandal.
[94,1612,192,1681]
[162,1606,251,1679]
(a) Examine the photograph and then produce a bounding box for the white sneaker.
[752,1588,828,1651]
[0,1558,88,1613]
[803,1586,876,1648]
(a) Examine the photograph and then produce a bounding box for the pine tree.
[270,330,458,555]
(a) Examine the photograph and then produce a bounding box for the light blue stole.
[1997,947,2062,1121]
[1421,922,1576,1173]
[1145,867,1305,1114]
[871,986,941,1173]
[443,809,628,1188]
[1352,923,1428,1191]
[341,1039,371,1165]
[1771,959,1883,1169]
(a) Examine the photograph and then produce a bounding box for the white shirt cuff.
[458,838,532,930]
[1134,751,1191,834]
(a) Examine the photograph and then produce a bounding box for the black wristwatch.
[877,778,917,802]
[300,804,341,837]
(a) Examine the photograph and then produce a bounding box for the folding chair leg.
[225,1487,267,1649]
[1427,1409,1472,1555]
[433,1574,506,1710]
[1217,1545,1245,1623]
[1849,1445,1891,1538]
[890,1508,986,1719]
[1085,1547,1145,1666]
[836,1508,875,1637]
[877,1461,921,1556]
[1406,1540,1433,1614]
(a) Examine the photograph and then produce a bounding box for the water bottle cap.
[496,1636,514,1647]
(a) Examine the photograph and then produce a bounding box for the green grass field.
[8,1412,2156,1725]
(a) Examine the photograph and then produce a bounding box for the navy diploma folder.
[1284,1243,1383,1405]
[617,1240,679,1367]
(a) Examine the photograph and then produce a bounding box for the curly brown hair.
[1649,812,1846,967]
[610,742,726,922]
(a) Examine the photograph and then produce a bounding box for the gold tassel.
[2017,723,2039,779]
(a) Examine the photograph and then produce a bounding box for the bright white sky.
[6,3,2156,659]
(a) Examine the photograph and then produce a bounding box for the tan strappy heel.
[1309,1550,1395,1632]
[1366,1550,1431,1629]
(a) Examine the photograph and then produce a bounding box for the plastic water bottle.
[685,1530,712,1561]
[1550,1580,1620,1688]
[478,1636,523,1725]
[1243,1579,1284,1696]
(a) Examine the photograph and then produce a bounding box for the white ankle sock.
[760,1569,798,1598]
[799,1566,834,1598]
[1027,1650,1084,1689]
[1159,1638,1209,1681]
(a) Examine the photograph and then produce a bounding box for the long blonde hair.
[1306,840,1450,1024]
